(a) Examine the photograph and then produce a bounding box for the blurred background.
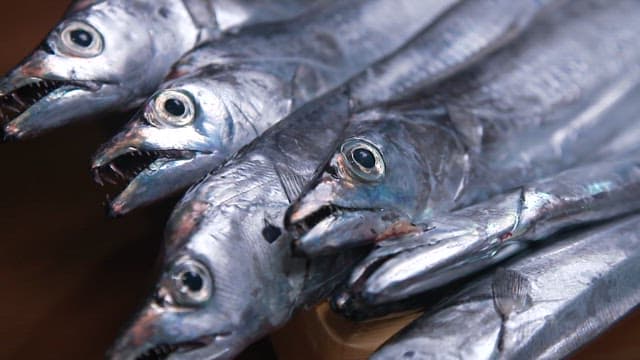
[0,1,637,359]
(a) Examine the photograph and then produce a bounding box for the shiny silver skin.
[287,0,640,258]
[371,213,640,360]
[349,0,566,109]
[91,0,459,216]
[104,0,542,352]
[339,153,640,307]
[0,0,323,139]
[109,90,359,360]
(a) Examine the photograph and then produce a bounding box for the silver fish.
[349,0,567,109]
[106,0,576,355]
[371,212,640,360]
[286,0,640,259]
[0,0,323,139]
[108,89,358,360]
[337,152,640,310]
[104,0,554,352]
[90,0,460,216]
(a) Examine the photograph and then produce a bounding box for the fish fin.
[183,0,221,42]
[491,268,532,319]
[447,103,484,153]
[292,64,324,107]
[274,163,307,203]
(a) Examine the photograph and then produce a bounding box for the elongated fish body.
[92,0,460,216]
[106,0,581,354]
[0,0,325,139]
[334,151,640,313]
[372,214,640,360]
[105,0,564,353]
[107,89,357,360]
[287,0,640,256]
[349,0,566,109]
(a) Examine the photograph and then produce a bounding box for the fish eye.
[146,90,196,127]
[58,21,103,57]
[168,258,212,306]
[341,138,385,181]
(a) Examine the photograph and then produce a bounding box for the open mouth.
[287,203,421,256]
[133,333,227,360]
[287,204,383,239]
[92,149,196,198]
[0,78,79,126]
[287,204,338,239]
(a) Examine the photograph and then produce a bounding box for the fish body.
[350,0,566,108]
[92,0,459,215]
[371,213,640,360]
[108,88,358,360]
[0,0,324,139]
[335,151,640,311]
[107,0,574,356]
[287,0,640,256]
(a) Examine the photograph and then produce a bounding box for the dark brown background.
[0,1,637,359]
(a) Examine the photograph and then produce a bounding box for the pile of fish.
[2,0,640,359]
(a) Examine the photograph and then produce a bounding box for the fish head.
[286,111,466,256]
[108,251,236,360]
[110,89,357,359]
[0,0,199,139]
[110,160,302,360]
[92,68,284,216]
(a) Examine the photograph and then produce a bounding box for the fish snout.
[284,177,344,237]
[107,306,164,360]
[1,123,20,142]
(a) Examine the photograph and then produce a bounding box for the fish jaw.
[91,122,219,216]
[0,72,110,140]
[97,153,223,216]
[287,194,418,257]
[286,177,419,256]
[108,304,235,360]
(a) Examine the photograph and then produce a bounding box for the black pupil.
[164,98,186,117]
[70,29,93,47]
[353,148,376,169]
[181,271,203,292]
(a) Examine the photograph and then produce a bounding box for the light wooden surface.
[273,303,422,360]
[274,302,640,360]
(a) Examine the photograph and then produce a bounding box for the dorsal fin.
[447,103,484,153]
[491,268,532,319]
[182,0,221,43]
[274,163,308,203]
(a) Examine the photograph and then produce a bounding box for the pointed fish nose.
[285,179,339,227]
[2,122,23,142]
[285,198,329,229]
[91,125,143,168]
[108,306,163,360]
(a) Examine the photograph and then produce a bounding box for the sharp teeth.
[104,175,118,185]
[4,104,21,113]
[0,79,70,123]
[109,163,126,179]
[92,169,104,187]
[11,93,26,107]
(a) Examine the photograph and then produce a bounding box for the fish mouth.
[129,332,231,360]
[287,204,391,256]
[0,77,98,139]
[287,203,420,256]
[287,204,343,239]
[92,148,197,204]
